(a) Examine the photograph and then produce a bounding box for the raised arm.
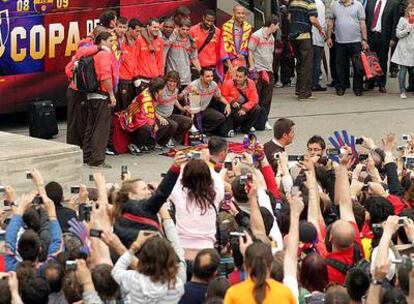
[334,146,356,223]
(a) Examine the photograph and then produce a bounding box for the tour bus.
[0,0,270,114]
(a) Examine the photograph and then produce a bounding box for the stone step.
[0,131,82,195]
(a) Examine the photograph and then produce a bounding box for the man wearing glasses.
[306,135,326,158]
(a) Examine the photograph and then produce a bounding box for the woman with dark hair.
[112,216,186,303]
[119,77,172,154]
[169,159,224,262]
[155,70,193,146]
[224,242,295,304]
[299,253,328,293]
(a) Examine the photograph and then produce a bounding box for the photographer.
[5,169,62,272]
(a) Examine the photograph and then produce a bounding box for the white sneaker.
[265,121,272,130]
[400,92,407,99]
[249,127,256,132]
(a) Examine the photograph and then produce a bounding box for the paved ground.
[1,76,414,185]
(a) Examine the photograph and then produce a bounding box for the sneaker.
[274,82,284,88]
[128,144,142,155]
[154,144,164,150]
[400,92,408,99]
[141,145,151,153]
[265,122,272,130]
[105,148,116,156]
[227,130,235,138]
[165,139,175,149]
[249,127,256,132]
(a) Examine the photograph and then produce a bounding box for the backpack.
[73,53,100,93]
[326,243,371,278]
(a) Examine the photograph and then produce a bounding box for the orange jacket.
[135,33,164,79]
[119,38,137,81]
[94,48,118,93]
[220,78,259,111]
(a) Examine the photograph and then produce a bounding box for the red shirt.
[221,78,259,111]
[190,24,221,68]
[326,222,364,285]
[94,47,118,93]
[135,34,164,79]
[119,38,137,81]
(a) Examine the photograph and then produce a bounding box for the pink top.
[169,170,224,250]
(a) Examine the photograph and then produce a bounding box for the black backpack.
[73,54,100,93]
[326,243,371,278]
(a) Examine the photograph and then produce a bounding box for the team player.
[220,5,252,81]
[135,18,165,91]
[83,32,118,168]
[166,18,201,90]
[65,26,105,148]
[118,18,142,110]
[190,10,221,79]
[248,15,280,130]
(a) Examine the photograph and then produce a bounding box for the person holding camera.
[5,169,62,272]
[169,158,224,263]
[113,152,187,249]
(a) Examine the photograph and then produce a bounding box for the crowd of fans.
[1,118,414,303]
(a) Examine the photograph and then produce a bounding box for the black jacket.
[264,140,285,175]
[56,205,77,232]
[114,166,180,248]
[366,0,400,43]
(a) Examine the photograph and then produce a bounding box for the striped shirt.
[289,0,318,39]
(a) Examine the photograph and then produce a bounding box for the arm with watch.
[359,20,369,51]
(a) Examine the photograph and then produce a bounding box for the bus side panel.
[120,0,215,25]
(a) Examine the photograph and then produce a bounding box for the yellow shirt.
[224,278,296,304]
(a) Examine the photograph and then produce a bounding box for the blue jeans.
[399,65,414,93]
[312,46,323,87]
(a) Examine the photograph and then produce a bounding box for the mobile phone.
[355,138,364,145]
[224,161,233,171]
[121,165,128,175]
[229,231,245,237]
[32,195,43,205]
[65,260,77,271]
[0,186,5,193]
[70,186,80,194]
[192,152,201,159]
[240,175,247,186]
[358,154,369,162]
[402,134,412,141]
[0,230,5,255]
[398,216,408,225]
[26,172,32,179]
[89,174,94,182]
[404,156,414,169]
[89,229,103,238]
[327,148,340,156]
[288,155,304,162]
[291,186,300,196]
[79,204,92,222]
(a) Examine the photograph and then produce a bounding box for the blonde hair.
[405,2,414,17]
[111,178,142,223]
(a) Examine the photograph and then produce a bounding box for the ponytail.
[251,256,269,304]
[244,242,273,304]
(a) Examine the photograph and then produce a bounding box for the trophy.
[187,92,206,146]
